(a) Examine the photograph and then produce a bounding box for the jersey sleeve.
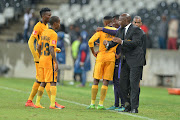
[50,32,58,47]
[32,23,40,40]
[88,32,101,47]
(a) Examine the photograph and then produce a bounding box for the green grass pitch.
[0,77,180,120]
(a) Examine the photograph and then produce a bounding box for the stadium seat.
[0,13,5,25]
[3,7,14,19]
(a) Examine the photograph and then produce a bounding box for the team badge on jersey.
[33,30,37,35]
[52,40,56,45]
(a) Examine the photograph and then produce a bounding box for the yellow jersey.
[88,26,118,62]
[38,29,58,68]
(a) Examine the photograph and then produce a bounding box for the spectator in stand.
[158,15,168,49]
[141,24,152,48]
[69,24,77,44]
[56,24,70,84]
[24,8,32,42]
[74,31,91,87]
[72,35,81,82]
[167,16,179,50]
[28,9,38,38]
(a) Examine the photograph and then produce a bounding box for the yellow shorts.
[93,61,115,81]
[35,62,39,80]
[38,67,57,83]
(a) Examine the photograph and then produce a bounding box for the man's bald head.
[119,13,131,28]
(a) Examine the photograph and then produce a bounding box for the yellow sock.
[28,82,40,101]
[91,85,98,105]
[45,83,51,100]
[35,86,44,106]
[50,86,57,107]
[99,85,108,106]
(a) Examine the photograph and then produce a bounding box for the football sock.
[99,85,108,106]
[45,83,51,100]
[35,86,44,106]
[91,85,98,105]
[28,82,40,101]
[50,86,57,107]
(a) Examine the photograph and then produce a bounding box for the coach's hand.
[115,54,121,59]
[112,37,122,44]
[96,27,103,32]
[103,40,108,46]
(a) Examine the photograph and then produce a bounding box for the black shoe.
[130,108,138,113]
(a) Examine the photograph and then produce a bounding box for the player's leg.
[49,82,58,109]
[107,66,119,110]
[97,79,109,110]
[97,61,115,110]
[87,78,99,109]
[48,69,64,109]
[34,67,46,108]
[34,82,46,108]
[25,63,40,107]
[87,61,102,109]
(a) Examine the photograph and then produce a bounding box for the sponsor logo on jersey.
[33,30,37,35]
[52,40,56,44]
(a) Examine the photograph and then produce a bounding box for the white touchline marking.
[0,86,154,120]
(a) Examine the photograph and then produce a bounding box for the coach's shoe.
[87,104,95,109]
[49,106,62,109]
[106,106,119,110]
[34,105,45,109]
[55,102,65,109]
[130,108,138,113]
[25,100,35,107]
[97,105,106,110]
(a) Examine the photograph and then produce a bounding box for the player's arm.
[37,44,41,55]
[88,32,100,57]
[96,27,118,36]
[50,46,58,71]
[104,30,120,50]
[50,33,58,71]
[28,35,39,62]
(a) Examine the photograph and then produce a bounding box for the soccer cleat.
[106,106,119,110]
[87,104,95,109]
[97,105,106,110]
[34,105,45,109]
[116,107,125,112]
[25,100,35,107]
[49,106,62,109]
[55,102,65,109]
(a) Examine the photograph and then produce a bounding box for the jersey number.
[41,42,50,56]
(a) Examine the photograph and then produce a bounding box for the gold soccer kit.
[88,26,118,81]
[28,21,48,80]
[38,29,58,83]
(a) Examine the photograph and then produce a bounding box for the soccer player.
[34,16,61,109]
[25,8,64,109]
[87,16,118,110]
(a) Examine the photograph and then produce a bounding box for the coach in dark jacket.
[104,13,145,113]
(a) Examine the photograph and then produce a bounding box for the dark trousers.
[119,60,142,110]
[113,65,125,107]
